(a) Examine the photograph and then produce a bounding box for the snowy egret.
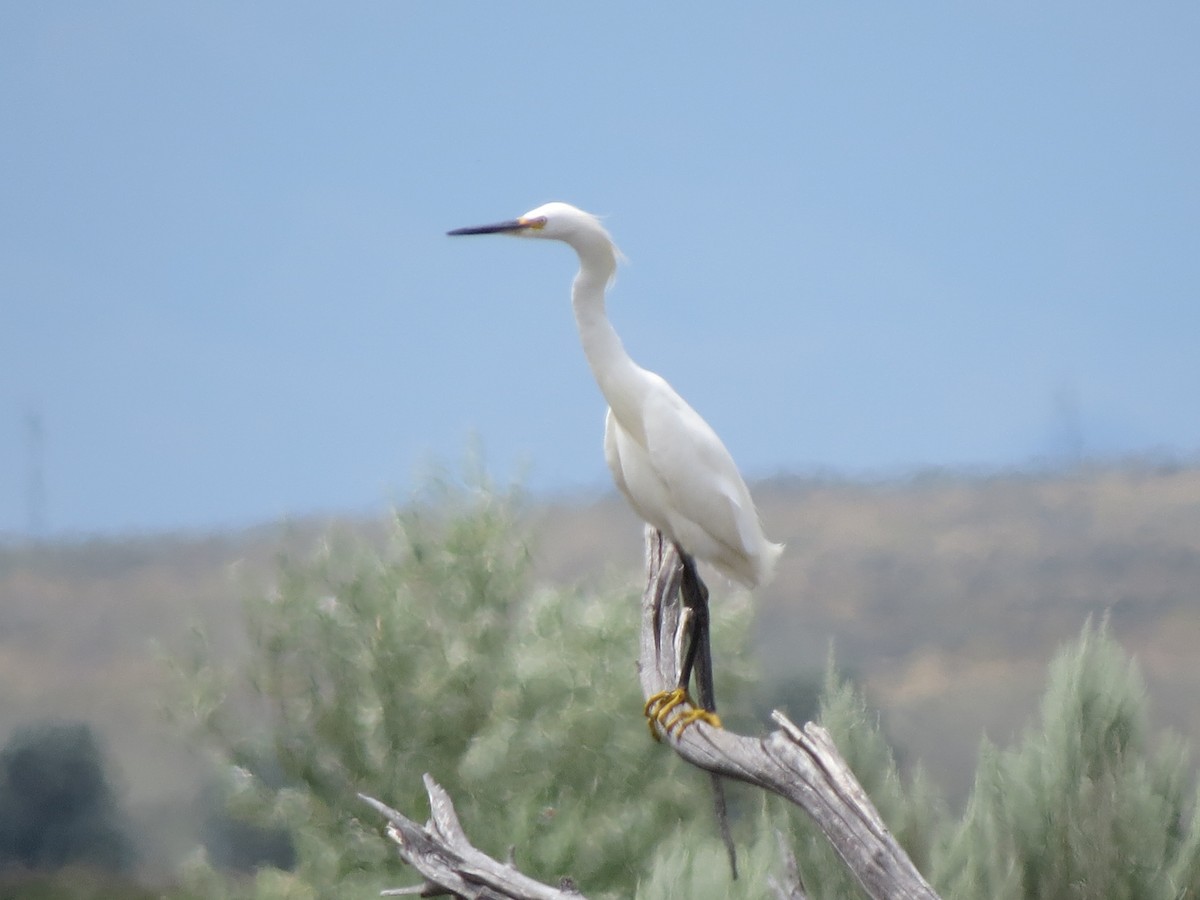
[449,202,782,738]
[448,202,782,589]
[450,201,778,879]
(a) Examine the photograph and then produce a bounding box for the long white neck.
[568,234,649,437]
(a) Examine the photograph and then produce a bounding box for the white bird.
[448,202,782,590]
[450,202,774,878]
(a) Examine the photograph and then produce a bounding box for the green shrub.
[0,721,135,875]
[173,470,756,897]
[935,619,1200,900]
[0,866,188,900]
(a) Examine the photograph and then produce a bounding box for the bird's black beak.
[447,218,533,236]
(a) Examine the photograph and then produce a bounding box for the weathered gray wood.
[360,775,584,899]
[639,527,941,900]
[767,830,810,900]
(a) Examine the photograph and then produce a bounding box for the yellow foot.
[665,705,722,735]
[644,688,722,740]
[644,688,687,740]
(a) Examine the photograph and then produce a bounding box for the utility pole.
[1052,385,1084,467]
[25,408,46,537]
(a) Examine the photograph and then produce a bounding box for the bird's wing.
[638,375,760,560]
[603,408,637,513]
[606,406,675,535]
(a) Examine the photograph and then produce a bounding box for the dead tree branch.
[639,526,940,900]
[359,528,939,898]
[360,775,583,899]
[767,829,810,900]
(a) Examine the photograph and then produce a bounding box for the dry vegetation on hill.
[1,462,1197,873]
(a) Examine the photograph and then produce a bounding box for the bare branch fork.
[359,777,584,899]
[640,527,940,900]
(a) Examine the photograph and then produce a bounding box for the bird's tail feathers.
[755,540,785,588]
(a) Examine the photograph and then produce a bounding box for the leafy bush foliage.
[174,471,756,897]
[935,620,1200,900]
[197,771,296,874]
[0,867,179,900]
[0,721,135,874]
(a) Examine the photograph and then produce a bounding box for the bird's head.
[448,202,611,247]
[449,201,622,282]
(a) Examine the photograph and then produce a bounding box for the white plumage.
[449,201,782,588]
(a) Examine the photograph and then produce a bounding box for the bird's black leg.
[677,550,738,880]
[641,546,721,734]
[678,552,715,713]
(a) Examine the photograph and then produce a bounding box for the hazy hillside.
[1,462,1198,873]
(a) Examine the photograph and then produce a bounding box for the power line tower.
[25,408,46,537]
[1052,385,1084,467]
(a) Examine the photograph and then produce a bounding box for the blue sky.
[2,3,1197,536]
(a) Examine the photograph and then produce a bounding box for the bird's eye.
[529,217,548,230]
